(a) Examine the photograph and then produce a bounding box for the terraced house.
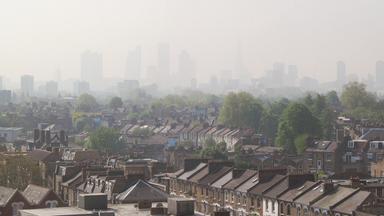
[170,159,378,216]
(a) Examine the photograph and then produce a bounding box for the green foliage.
[0,155,43,189]
[219,92,264,130]
[341,82,376,110]
[131,127,153,137]
[302,93,337,139]
[294,134,310,154]
[276,103,321,154]
[260,98,290,138]
[86,127,122,153]
[109,97,123,110]
[199,138,227,160]
[76,94,98,112]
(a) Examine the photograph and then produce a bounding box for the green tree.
[86,127,123,153]
[76,94,98,112]
[200,138,227,160]
[341,82,376,111]
[219,92,264,130]
[109,97,123,110]
[276,103,322,154]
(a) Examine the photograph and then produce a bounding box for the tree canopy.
[276,103,322,154]
[76,94,98,112]
[109,97,123,110]
[219,92,264,130]
[86,127,123,153]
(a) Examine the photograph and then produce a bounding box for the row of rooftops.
[171,160,375,215]
[0,184,62,208]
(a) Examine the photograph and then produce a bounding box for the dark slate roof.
[249,174,285,195]
[0,186,17,207]
[178,163,207,180]
[264,177,290,199]
[223,170,257,190]
[279,181,319,202]
[211,171,234,189]
[235,174,260,193]
[23,184,51,205]
[333,191,371,215]
[116,180,168,203]
[189,166,210,183]
[199,166,233,186]
[294,183,325,205]
[312,186,358,210]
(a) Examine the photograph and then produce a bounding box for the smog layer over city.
[1,1,384,216]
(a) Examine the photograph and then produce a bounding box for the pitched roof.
[223,169,257,190]
[279,181,319,202]
[249,174,285,195]
[235,174,260,193]
[116,180,169,203]
[211,171,234,189]
[23,184,51,205]
[294,183,325,205]
[0,186,17,207]
[333,191,371,215]
[178,163,207,180]
[189,166,209,183]
[199,166,233,186]
[312,186,358,210]
[28,149,56,162]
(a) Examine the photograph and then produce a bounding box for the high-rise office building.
[74,81,90,96]
[46,81,58,97]
[376,61,384,89]
[235,42,248,83]
[337,61,347,87]
[20,75,34,96]
[81,50,103,86]
[287,65,298,87]
[0,90,11,105]
[177,50,196,86]
[157,43,170,84]
[125,46,141,80]
[0,76,3,90]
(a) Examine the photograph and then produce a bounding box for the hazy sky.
[1,0,384,82]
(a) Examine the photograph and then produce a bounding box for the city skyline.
[0,1,384,83]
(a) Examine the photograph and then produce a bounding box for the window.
[265,199,269,211]
[348,141,354,148]
[280,203,284,216]
[287,205,291,216]
[251,197,254,206]
[378,188,382,197]
[297,207,301,216]
[225,191,228,201]
[272,201,275,212]
[243,195,247,205]
[257,198,261,207]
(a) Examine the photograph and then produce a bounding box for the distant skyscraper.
[20,75,34,96]
[376,61,384,89]
[157,43,170,84]
[337,61,347,87]
[269,62,285,88]
[235,42,248,83]
[0,90,11,105]
[125,46,141,80]
[0,76,3,90]
[177,50,196,86]
[81,50,103,86]
[74,81,90,96]
[46,81,58,97]
[287,65,298,87]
